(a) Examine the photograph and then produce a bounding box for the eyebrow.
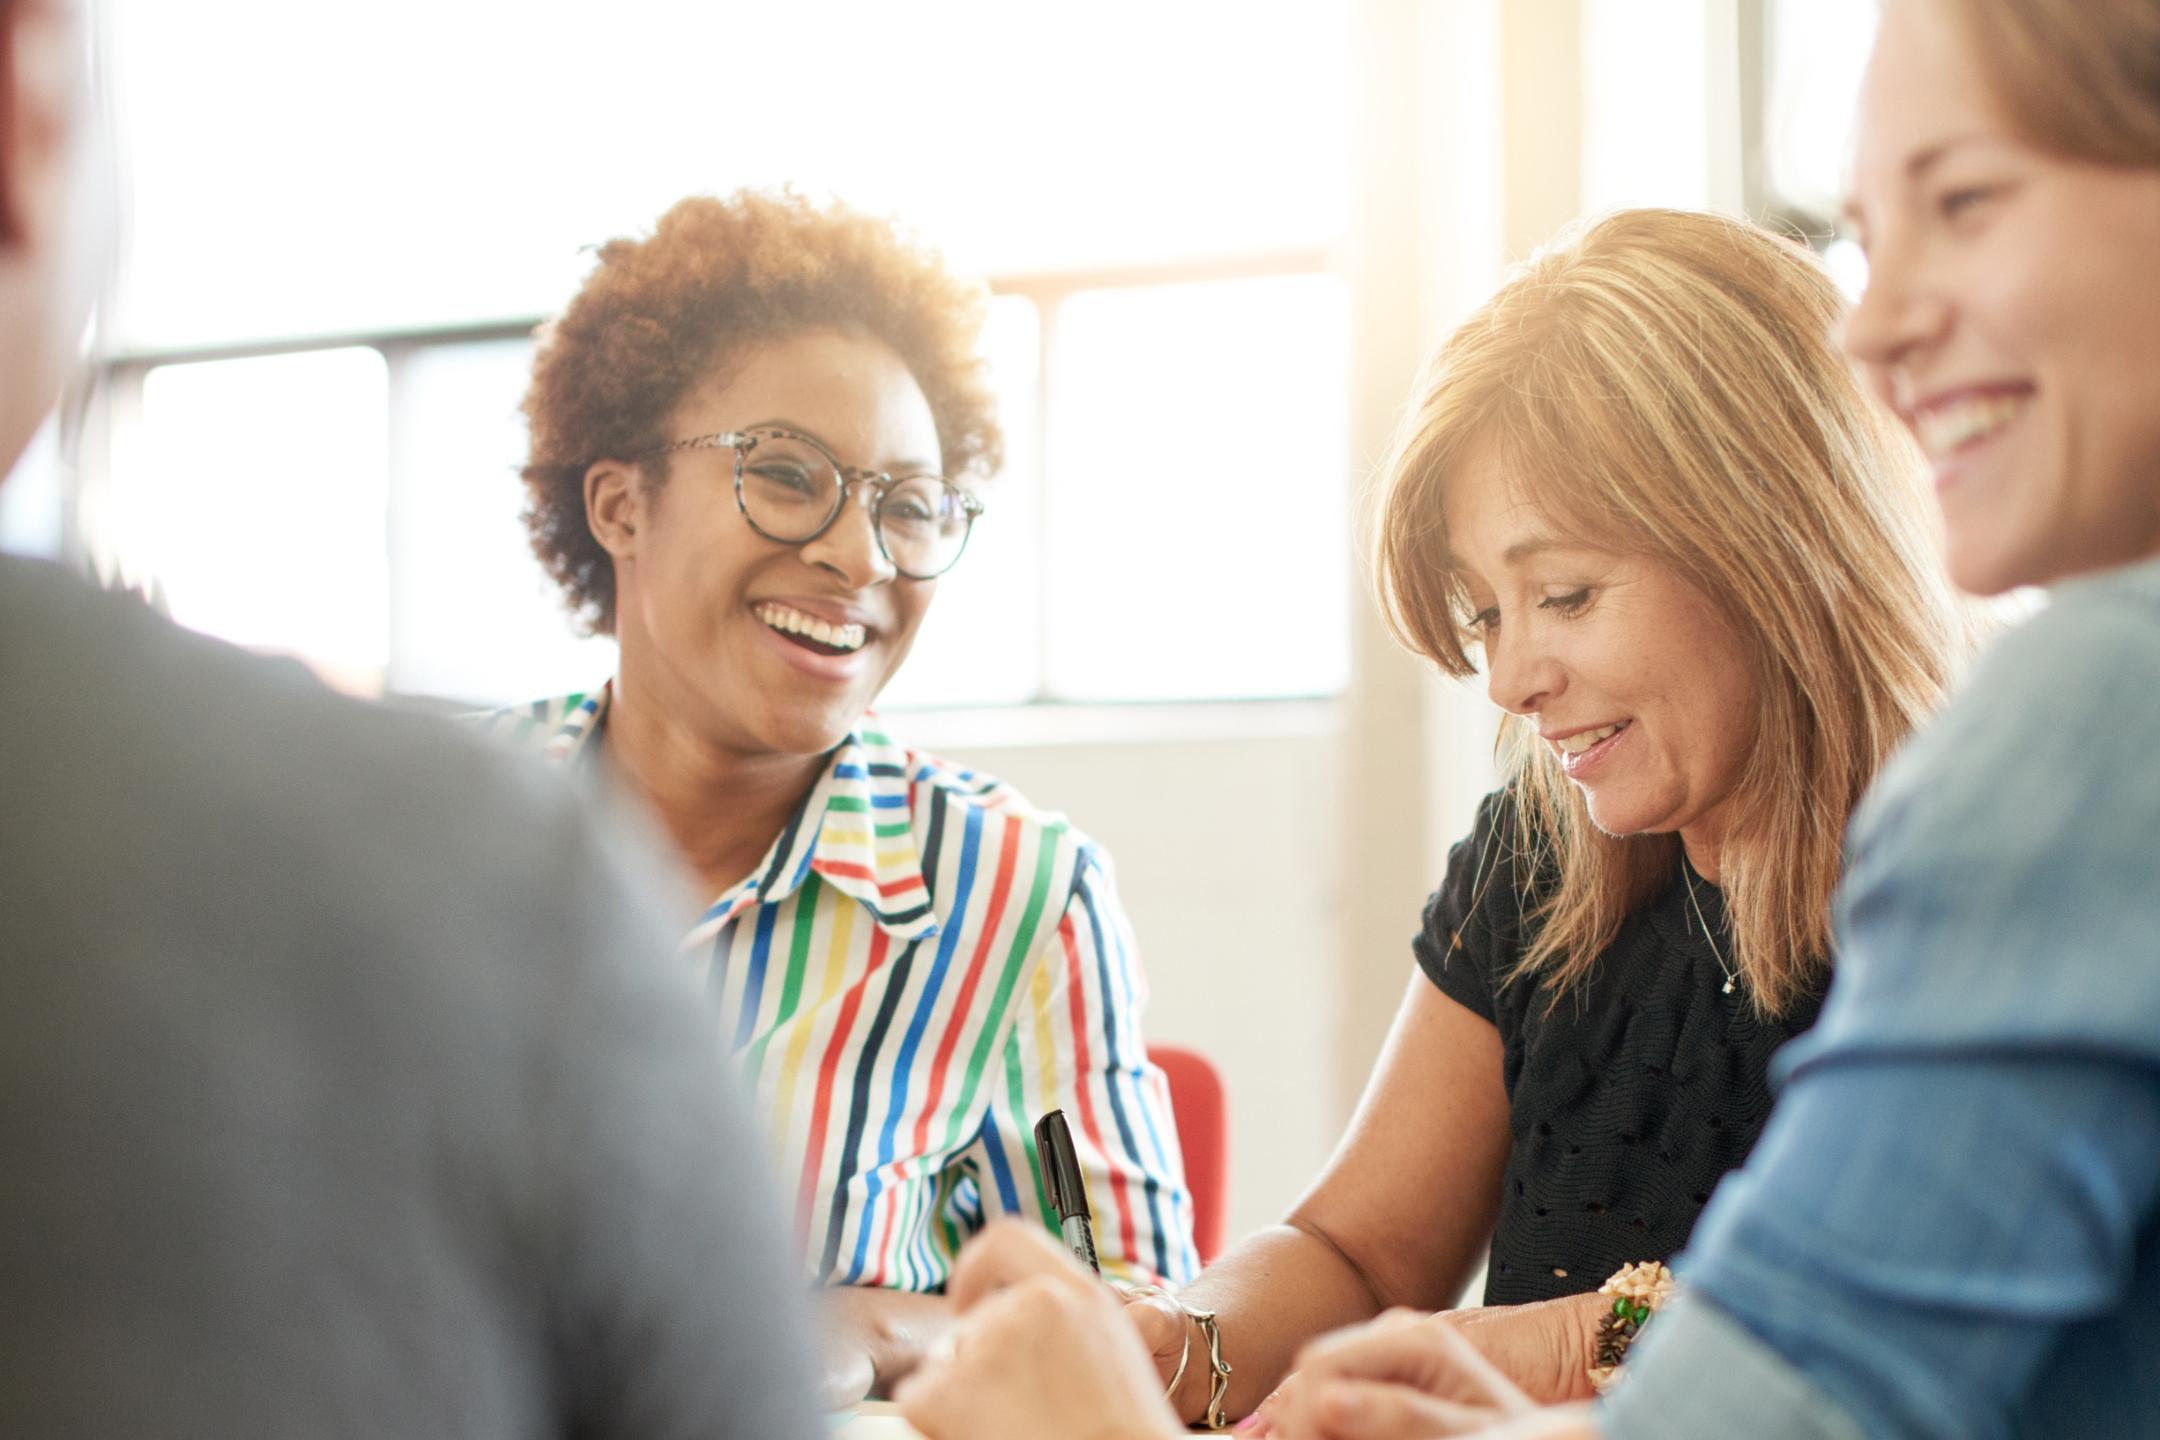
[1843,131,2009,227]
[1444,538,1593,573]
[1905,132,2002,180]
[746,418,940,476]
[1500,538,1591,566]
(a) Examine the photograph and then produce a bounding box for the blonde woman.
[1068,208,1958,1433]
[882,211,1961,1440]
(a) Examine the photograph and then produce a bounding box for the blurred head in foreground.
[1843,0,2160,595]
[0,0,101,476]
[0,3,824,1433]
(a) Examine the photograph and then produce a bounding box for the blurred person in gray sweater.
[0,2,821,1435]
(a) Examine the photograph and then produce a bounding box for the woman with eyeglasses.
[490,189,1196,1408]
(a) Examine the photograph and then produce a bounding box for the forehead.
[1439,447,1581,568]
[679,329,940,465]
[1853,0,2005,188]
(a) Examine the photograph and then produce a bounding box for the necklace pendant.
[1722,979,1735,995]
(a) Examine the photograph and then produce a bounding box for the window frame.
[68,248,1347,718]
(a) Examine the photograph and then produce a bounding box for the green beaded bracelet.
[1588,1261,1677,1393]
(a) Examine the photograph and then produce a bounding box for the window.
[0,417,63,558]
[107,348,390,691]
[385,339,619,700]
[91,261,1349,707]
[1760,0,1881,295]
[1761,0,1880,222]
[876,296,1043,710]
[1040,274,1351,702]
[100,0,1353,351]
[78,0,1357,710]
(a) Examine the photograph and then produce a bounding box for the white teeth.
[1556,723,1623,756]
[1914,393,2027,461]
[754,602,866,652]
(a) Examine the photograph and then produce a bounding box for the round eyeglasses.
[647,426,984,580]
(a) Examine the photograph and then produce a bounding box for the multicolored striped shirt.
[485,684,1198,1292]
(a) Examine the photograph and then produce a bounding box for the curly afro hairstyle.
[519,188,1004,635]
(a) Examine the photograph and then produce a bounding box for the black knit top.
[1413,792,1823,1307]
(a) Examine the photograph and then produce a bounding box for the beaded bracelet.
[1587,1260,1676,1393]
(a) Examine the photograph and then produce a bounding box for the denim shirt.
[1604,553,2160,1440]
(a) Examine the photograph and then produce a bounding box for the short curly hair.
[519,189,1004,635]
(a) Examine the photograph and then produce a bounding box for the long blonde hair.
[1375,209,1959,1017]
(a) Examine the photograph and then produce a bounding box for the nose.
[797,481,896,588]
[1839,235,1949,398]
[1483,630,1563,718]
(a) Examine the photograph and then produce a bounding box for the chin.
[1944,535,2039,597]
[767,716,859,758]
[729,681,872,759]
[1577,787,1671,842]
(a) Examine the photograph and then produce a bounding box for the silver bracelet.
[1163,1308,1192,1401]
[1185,1302,1233,1430]
[1123,1284,1232,1428]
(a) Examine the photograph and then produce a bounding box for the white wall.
[903,719,1344,1238]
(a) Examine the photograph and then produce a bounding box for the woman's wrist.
[1586,1261,1677,1394]
[1566,1290,1614,1400]
[1167,1309,1208,1421]
[1149,1299,1218,1424]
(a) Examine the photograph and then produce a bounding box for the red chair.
[1151,1044,1227,1264]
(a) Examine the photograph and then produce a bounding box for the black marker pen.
[1032,1108,1100,1275]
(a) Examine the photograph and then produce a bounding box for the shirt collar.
[543,684,609,764]
[550,683,939,947]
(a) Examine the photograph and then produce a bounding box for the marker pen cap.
[1032,1109,1091,1222]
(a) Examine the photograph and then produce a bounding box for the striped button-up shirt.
[487,685,1197,1291]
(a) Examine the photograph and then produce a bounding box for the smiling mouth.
[754,601,868,657]
[1912,390,2031,465]
[1553,721,1627,756]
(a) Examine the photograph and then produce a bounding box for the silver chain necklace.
[1682,862,1738,996]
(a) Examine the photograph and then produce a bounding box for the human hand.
[896,1220,1182,1440]
[816,1326,877,1412]
[1244,1293,1603,1435]
[818,1285,955,1409]
[1259,1307,1557,1440]
[1119,1283,1194,1394]
[1433,1296,1604,1404]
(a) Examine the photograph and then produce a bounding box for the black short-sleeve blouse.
[1413,791,1823,1306]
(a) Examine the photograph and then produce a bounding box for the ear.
[0,2,26,247]
[584,458,648,564]
[0,0,72,252]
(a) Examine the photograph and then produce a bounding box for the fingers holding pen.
[899,1226,1180,1440]
[943,1216,1095,1312]
[942,1105,1104,1315]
